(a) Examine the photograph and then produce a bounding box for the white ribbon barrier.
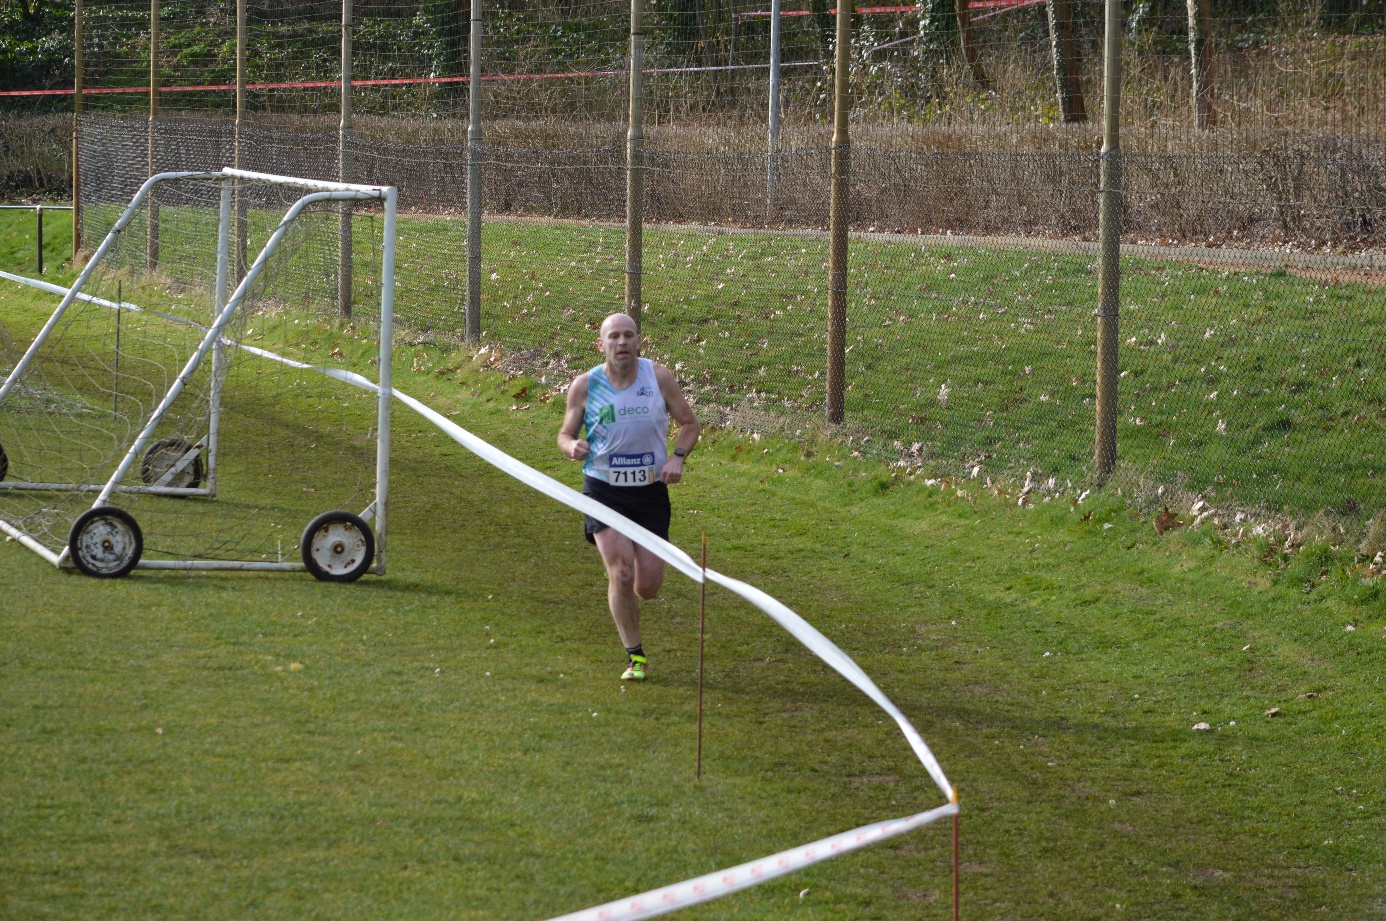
[3,271,957,920]
[544,803,959,921]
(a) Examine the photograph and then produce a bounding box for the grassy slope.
[60,207,1386,515]
[2,231,1385,919]
[0,205,72,279]
[444,218,1386,515]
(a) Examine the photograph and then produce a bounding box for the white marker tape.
[545,803,958,921]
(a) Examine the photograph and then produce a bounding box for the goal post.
[0,167,397,581]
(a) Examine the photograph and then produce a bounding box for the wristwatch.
[673,447,688,457]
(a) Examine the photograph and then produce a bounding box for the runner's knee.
[606,559,636,590]
[634,556,665,601]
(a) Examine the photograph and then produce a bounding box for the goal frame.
[0,167,398,575]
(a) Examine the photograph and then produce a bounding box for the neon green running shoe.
[621,654,648,681]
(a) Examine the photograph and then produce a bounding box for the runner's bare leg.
[594,528,641,648]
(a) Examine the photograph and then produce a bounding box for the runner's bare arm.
[558,373,591,462]
[655,364,700,484]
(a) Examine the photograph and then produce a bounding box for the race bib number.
[607,452,658,486]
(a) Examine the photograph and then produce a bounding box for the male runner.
[557,313,700,680]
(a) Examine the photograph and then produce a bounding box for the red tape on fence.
[0,61,822,98]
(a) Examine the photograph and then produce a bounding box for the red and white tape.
[545,803,958,921]
[0,61,821,98]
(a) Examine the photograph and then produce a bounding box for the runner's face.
[600,319,639,367]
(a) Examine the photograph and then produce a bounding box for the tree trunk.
[1187,0,1216,130]
[955,0,991,91]
[1047,0,1086,123]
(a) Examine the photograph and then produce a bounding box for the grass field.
[3,213,1386,919]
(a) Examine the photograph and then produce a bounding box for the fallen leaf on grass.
[1154,506,1184,534]
[1264,707,1281,717]
[1192,722,1212,731]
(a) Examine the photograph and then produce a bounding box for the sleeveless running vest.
[582,358,669,486]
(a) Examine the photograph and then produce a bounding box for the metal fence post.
[146,0,160,272]
[339,0,354,319]
[825,0,851,425]
[234,0,247,282]
[72,0,82,260]
[465,0,483,343]
[1094,0,1123,481]
[36,206,44,275]
[766,0,781,222]
[625,0,645,332]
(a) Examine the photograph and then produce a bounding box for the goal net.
[0,169,396,580]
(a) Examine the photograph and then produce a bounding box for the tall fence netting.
[3,0,1385,523]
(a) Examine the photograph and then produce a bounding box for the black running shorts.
[582,475,671,545]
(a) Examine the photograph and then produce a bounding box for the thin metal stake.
[696,531,707,780]
[952,802,961,921]
[113,281,122,419]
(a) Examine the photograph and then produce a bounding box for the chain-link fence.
[4,0,1386,525]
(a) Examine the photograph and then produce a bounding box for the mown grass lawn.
[2,209,1385,919]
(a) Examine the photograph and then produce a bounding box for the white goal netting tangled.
[0,169,396,579]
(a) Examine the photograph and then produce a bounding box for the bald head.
[597,312,641,370]
[599,313,638,338]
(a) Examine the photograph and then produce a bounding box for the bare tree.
[1187,0,1216,129]
[955,0,991,91]
[1047,0,1086,122]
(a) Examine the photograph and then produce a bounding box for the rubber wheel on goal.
[301,510,375,583]
[0,439,8,481]
[68,506,143,579]
[140,437,204,489]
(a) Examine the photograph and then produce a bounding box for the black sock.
[626,644,644,659]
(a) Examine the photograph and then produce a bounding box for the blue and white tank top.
[582,357,669,486]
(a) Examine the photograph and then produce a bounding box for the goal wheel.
[68,506,143,578]
[140,437,204,489]
[0,439,7,481]
[301,510,375,583]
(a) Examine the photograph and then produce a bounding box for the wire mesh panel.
[8,0,1382,526]
[1108,249,1386,517]
[0,171,392,572]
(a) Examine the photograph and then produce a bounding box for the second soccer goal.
[0,168,397,581]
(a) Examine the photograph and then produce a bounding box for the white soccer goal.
[0,168,396,580]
